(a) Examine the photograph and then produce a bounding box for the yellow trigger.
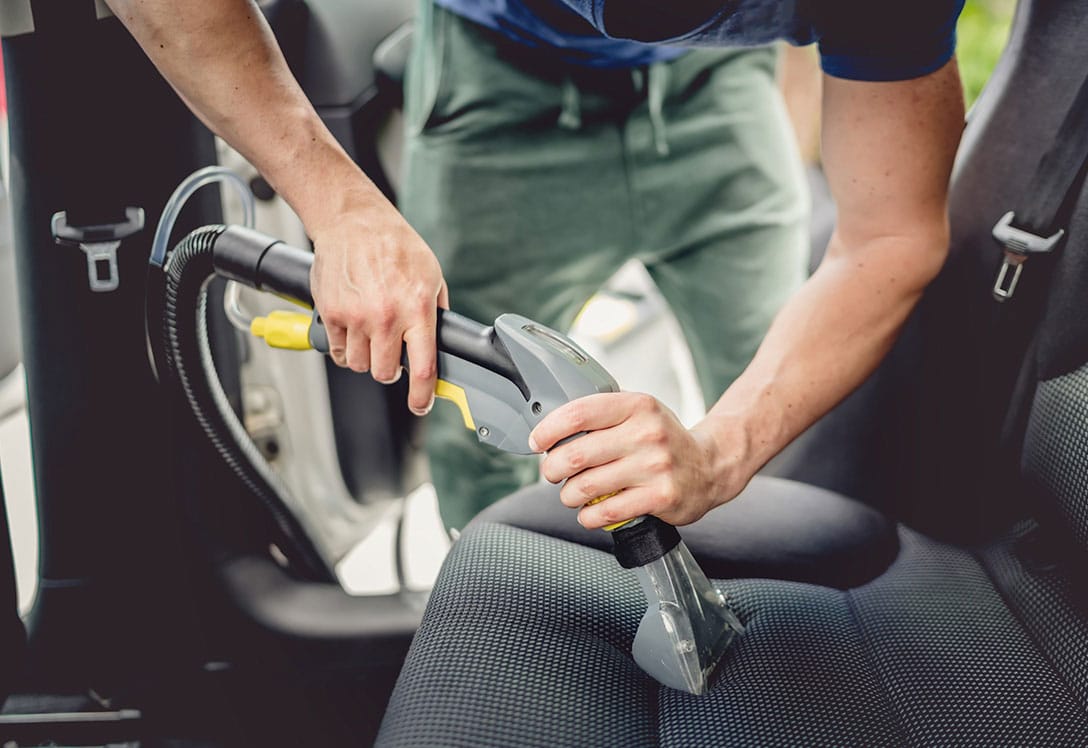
[435,379,476,431]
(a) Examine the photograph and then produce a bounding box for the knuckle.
[639,425,668,448]
[650,450,674,473]
[633,393,657,414]
[567,403,588,431]
[323,305,348,327]
[343,307,367,328]
[566,448,586,472]
[576,478,598,501]
[659,484,680,508]
[415,292,436,316]
[372,365,397,381]
[326,328,347,348]
[411,359,437,381]
[374,302,398,328]
[598,504,622,524]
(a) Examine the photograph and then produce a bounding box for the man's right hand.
[310,194,449,417]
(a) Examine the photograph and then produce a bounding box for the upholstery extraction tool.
[162,224,743,696]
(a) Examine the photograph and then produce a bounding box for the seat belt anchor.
[51,207,145,293]
[990,211,1065,302]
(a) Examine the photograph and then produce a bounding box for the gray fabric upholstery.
[378,523,1088,747]
[471,476,899,589]
[1023,362,1088,553]
[981,521,1088,702]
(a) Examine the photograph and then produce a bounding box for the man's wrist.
[298,173,386,244]
[252,111,385,236]
[695,382,791,506]
[691,413,757,508]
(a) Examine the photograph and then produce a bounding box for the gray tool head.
[438,314,619,454]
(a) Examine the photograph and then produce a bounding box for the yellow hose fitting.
[250,310,313,350]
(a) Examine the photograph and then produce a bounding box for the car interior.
[2,0,1087,746]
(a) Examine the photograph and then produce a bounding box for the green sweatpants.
[402,2,810,530]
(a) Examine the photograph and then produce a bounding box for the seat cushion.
[378,522,1088,747]
[471,475,898,589]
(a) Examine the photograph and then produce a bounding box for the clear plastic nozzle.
[630,540,743,695]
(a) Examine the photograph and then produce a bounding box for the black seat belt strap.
[977,69,1088,536]
[992,69,1088,301]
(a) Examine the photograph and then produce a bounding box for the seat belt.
[991,69,1088,301]
[976,68,1088,536]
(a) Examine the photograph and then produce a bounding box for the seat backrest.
[0,462,26,704]
[769,0,1088,542]
[1017,156,1088,558]
[858,0,1088,540]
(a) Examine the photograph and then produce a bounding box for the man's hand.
[108,0,447,414]
[530,393,743,529]
[310,197,448,415]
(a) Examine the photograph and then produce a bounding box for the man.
[400,1,810,528]
[109,0,964,533]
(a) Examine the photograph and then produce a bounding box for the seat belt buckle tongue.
[51,207,145,293]
[991,211,1065,302]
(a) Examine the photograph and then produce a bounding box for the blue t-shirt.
[434,0,965,80]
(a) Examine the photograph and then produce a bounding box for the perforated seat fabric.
[1024,362,1088,552]
[378,521,1088,747]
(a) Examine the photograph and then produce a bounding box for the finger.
[344,325,370,373]
[404,321,438,416]
[370,331,404,384]
[326,323,349,367]
[576,487,657,530]
[540,429,631,484]
[530,392,643,452]
[437,281,450,310]
[558,456,644,508]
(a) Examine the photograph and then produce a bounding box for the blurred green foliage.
[958,0,1015,107]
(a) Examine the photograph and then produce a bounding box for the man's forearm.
[696,229,947,492]
[698,62,964,499]
[106,0,380,231]
[109,0,450,412]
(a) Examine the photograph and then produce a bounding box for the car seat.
[376,0,1088,744]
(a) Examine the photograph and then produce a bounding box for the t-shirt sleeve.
[814,0,966,82]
